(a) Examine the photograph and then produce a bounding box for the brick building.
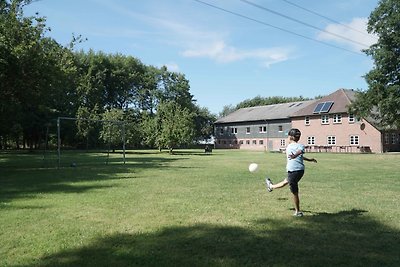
[214,89,400,153]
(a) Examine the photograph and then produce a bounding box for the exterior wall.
[214,119,291,151]
[291,113,383,153]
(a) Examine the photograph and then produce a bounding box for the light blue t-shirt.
[286,142,305,172]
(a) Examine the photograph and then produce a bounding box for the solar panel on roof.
[320,101,334,113]
[313,103,324,113]
[313,101,334,113]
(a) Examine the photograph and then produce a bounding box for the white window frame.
[349,114,361,123]
[246,127,251,134]
[333,114,342,124]
[305,116,310,125]
[321,115,330,124]
[259,126,267,133]
[280,139,286,147]
[350,135,359,145]
[348,113,355,123]
[231,127,237,134]
[327,136,336,145]
[307,136,315,145]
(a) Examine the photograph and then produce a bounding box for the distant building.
[214,89,400,153]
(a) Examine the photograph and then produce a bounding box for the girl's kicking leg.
[265,178,288,192]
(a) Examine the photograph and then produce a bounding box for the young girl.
[266,128,317,217]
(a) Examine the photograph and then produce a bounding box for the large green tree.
[156,66,195,111]
[351,0,400,127]
[0,0,76,148]
[141,101,195,153]
[193,105,216,142]
[100,108,125,150]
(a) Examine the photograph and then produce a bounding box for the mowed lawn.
[0,150,399,267]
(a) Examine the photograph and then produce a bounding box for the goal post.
[57,117,126,168]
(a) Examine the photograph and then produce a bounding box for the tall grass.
[0,150,399,266]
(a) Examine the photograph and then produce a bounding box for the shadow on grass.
[24,209,399,267]
[0,150,191,169]
[0,152,189,205]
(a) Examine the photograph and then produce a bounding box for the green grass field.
[1,150,399,267]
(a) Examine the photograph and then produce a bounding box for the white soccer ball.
[248,163,259,173]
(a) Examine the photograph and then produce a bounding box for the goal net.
[56,117,126,168]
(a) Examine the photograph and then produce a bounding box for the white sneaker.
[265,178,273,192]
[293,211,303,217]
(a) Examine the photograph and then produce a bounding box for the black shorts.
[287,170,304,194]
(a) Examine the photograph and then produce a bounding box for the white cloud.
[161,62,180,72]
[95,0,292,67]
[182,41,291,67]
[317,17,378,51]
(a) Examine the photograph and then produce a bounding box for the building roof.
[215,100,316,124]
[290,89,356,117]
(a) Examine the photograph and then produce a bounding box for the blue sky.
[25,0,378,115]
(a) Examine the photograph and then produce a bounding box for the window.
[333,114,342,124]
[327,136,336,145]
[348,113,355,123]
[350,135,359,145]
[259,140,264,145]
[385,133,389,144]
[259,126,267,133]
[219,127,224,134]
[280,139,286,147]
[313,103,324,113]
[313,101,334,113]
[252,140,257,145]
[278,125,283,132]
[348,114,360,123]
[246,127,251,134]
[321,115,329,124]
[239,140,243,144]
[231,127,237,134]
[392,133,397,144]
[246,140,250,145]
[305,116,310,125]
[307,136,315,145]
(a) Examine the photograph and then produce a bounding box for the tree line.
[218,95,315,118]
[0,0,216,152]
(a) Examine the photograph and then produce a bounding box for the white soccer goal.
[56,117,126,168]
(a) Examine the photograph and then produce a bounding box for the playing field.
[1,150,399,266]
